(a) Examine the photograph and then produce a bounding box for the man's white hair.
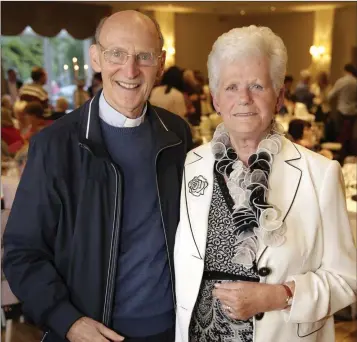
[207,25,288,97]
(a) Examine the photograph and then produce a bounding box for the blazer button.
[258,267,271,277]
[255,312,265,320]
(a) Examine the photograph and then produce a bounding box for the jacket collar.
[183,137,302,262]
[79,90,181,159]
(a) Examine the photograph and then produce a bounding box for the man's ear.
[156,50,166,82]
[90,44,102,73]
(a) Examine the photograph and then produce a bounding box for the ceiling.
[94,1,355,16]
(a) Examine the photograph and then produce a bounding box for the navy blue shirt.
[100,118,174,337]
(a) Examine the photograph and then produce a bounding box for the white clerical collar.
[99,91,147,128]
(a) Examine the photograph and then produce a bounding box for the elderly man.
[3,10,192,342]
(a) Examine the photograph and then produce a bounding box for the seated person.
[288,119,333,159]
[1,97,24,154]
[47,97,69,121]
[73,79,90,109]
[279,75,295,115]
[22,102,49,141]
[1,143,29,209]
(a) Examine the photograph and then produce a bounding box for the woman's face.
[213,56,284,140]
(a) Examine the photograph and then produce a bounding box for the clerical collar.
[99,91,146,127]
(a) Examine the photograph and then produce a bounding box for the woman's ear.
[275,87,285,113]
[212,93,221,114]
[89,45,102,73]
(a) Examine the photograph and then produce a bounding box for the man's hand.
[66,317,124,342]
[212,281,288,321]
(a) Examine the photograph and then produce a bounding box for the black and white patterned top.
[189,168,260,342]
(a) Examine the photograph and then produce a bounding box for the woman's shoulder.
[285,138,339,178]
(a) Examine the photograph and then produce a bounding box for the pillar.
[43,37,53,99]
[154,11,176,68]
[310,9,335,77]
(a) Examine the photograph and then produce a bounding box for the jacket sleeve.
[327,78,343,103]
[284,160,357,323]
[2,137,83,339]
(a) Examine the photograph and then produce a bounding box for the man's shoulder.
[152,105,190,133]
[31,108,82,147]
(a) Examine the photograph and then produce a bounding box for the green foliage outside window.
[1,30,86,86]
[1,35,43,82]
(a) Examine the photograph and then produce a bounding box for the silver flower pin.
[188,175,209,197]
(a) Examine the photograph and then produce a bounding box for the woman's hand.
[212,281,290,321]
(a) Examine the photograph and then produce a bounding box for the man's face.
[7,70,16,82]
[90,14,165,118]
[41,71,48,85]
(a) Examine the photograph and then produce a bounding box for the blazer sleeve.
[2,137,83,338]
[284,160,357,323]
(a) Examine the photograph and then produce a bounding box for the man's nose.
[123,55,140,79]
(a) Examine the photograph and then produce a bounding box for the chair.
[1,209,23,342]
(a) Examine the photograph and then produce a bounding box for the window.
[1,26,93,110]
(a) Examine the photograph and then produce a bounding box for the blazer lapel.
[257,138,302,261]
[183,143,215,260]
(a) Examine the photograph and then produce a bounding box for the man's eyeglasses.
[97,41,162,67]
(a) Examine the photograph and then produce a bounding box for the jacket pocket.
[297,318,327,338]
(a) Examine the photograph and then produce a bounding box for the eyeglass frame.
[96,41,164,67]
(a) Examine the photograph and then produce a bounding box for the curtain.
[1,1,112,39]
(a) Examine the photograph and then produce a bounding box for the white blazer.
[174,137,356,342]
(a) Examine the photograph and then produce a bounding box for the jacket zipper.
[155,140,182,309]
[40,331,49,342]
[102,162,122,325]
[79,143,122,326]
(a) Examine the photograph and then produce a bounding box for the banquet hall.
[1,1,356,342]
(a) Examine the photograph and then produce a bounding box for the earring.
[217,112,221,116]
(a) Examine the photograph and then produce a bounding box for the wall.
[330,4,357,82]
[175,11,315,82]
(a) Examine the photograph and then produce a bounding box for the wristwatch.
[282,283,293,307]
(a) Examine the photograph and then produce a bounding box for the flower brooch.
[188,175,209,197]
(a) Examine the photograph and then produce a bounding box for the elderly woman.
[174,26,356,342]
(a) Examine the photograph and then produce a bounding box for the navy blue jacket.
[3,91,192,341]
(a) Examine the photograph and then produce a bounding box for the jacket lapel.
[184,139,302,263]
[257,138,302,261]
[183,143,215,260]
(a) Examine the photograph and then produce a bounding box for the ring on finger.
[224,305,232,313]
